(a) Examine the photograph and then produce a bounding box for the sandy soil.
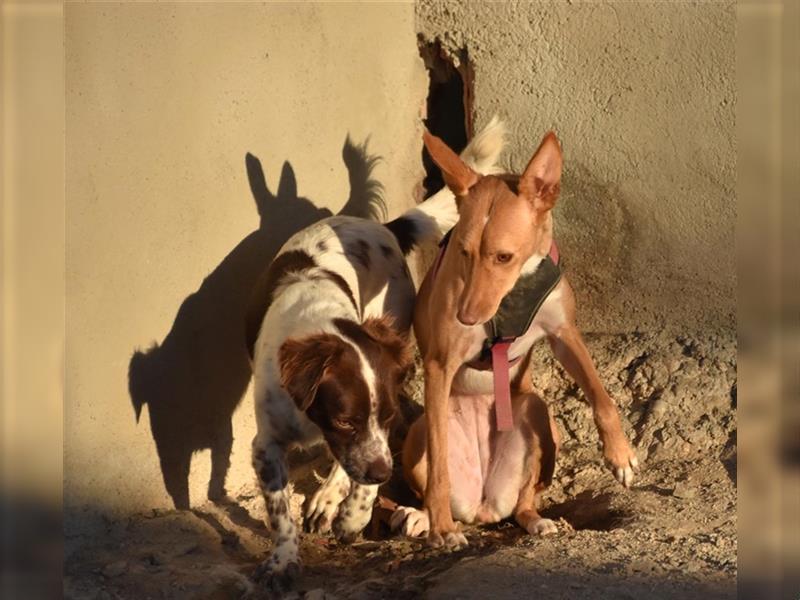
[64,331,736,599]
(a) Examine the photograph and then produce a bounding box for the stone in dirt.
[672,482,697,499]
[101,561,127,578]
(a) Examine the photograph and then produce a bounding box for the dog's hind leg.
[512,393,559,537]
[304,461,351,534]
[479,418,529,524]
[252,437,300,590]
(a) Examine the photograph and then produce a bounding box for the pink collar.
[548,239,560,266]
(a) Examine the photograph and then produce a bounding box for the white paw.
[428,530,468,550]
[332,485,376,543]
[304,465,351,534]
[332,505,371,543]
[612,455,639,488]
[389,506,430,538]
[305,486,347,534]
[603,435,640,488]
[526,517,557,536]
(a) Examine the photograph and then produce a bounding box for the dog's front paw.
[304,470,350,535]
[427,528,468,551]
[332,507,370,544]
[253,555,301,593]
[603,440,639,488]
[525,517,558,536]
[389,506,430,538]
[304,493,341,535]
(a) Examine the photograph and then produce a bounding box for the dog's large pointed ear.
[278,334,343,411]
[519,132,562,213]
[423,129,480,197]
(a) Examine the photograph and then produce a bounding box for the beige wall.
[418,1,736,334]
[65,2,426,521]
[2,1,64,507]
[64,1,736,522]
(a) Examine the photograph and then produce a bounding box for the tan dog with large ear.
[408,129,638,549]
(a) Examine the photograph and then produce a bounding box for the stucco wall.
[418,1,736,334]
[65,2,426,522]
[65,2,736,523]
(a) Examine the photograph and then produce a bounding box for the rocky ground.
[64,331,736,599]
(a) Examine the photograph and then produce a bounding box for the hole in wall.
[418,37,474,199]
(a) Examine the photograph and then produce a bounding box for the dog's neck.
[276,272,360,337]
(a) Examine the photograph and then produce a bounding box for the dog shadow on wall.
[128,136,385,510]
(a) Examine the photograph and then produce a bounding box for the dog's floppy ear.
[361,316,412,374]
[519,131,563,213]
[423,129,480,197]
[278,333,344,411]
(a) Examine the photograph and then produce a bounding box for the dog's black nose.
[364,458,392,484]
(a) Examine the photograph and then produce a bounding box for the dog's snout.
[456,310,479,327]
[364,457,392,484]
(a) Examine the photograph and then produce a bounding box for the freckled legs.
[252,438,300,587]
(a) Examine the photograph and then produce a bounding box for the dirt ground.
[64,330,736,600]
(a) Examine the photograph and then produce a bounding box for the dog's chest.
[448,393,524,482]
[452,284,566,395]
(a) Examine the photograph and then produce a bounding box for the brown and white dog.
[244,120,505,587]
[391,128,639,549]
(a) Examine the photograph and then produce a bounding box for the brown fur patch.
[360,316,413,372]
[277,333,350,411]
[278,331,378,469]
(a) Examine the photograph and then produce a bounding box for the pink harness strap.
[491,341,514,431]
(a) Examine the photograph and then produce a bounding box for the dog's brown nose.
[456,311,479,326]
[365,458,392,484]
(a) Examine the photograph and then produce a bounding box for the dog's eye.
[332,418,354,431]
[496,252,513,264]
